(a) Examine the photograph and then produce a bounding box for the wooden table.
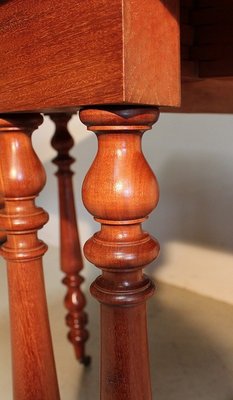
[0,1,232,399]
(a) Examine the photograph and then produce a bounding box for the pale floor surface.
[0,250,233,400]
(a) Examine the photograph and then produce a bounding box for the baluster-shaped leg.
[0,114,60,400]
[49,113,90,365]
[80,107,160,400]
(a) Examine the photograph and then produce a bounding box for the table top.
[0,0,232,114]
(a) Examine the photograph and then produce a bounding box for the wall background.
[33,112,233,305]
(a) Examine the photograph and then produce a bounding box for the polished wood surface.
[171,78,233,113]
[0,1,232,399]
[0,114,60,400]
[1,1,232,114]
[50,113,90,365]
[122,0,180,106]
[80,107,160,400]
[0,0,180,112]
[0,193,6,243]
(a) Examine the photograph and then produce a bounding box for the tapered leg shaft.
[80,107,160,400]
[0,114,60,400]
[100,304,152,399]
[50,113,89,365]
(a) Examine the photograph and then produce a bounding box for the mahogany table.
[0,1,232,399]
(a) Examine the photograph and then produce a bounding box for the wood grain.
[163,78,233,113]
[0,193,6,243]
[124,0,180,106]
[0,114,60,400]
[0,0,180,112]
[0,0,233,113]
[80,107,160,400]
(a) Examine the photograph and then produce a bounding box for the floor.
[0,249,233,399]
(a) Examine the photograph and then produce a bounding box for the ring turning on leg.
[50,113,90,365]
[0,114,60,400]
[80,107,160,400]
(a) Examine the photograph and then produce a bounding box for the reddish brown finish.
[0,0,180,112]
[164,78,233,113]
[50,113,90,365]
[0,114,60,400]
[123,0,180,106]
[0,2,233,399]
[0,1,233,114]
[0,193,6,243]
[80,107,160,400]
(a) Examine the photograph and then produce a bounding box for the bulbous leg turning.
[80,106,160,400]
[0,114,60,400]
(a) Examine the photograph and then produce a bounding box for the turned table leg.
[49,113,90,365]
[0,193,6,243]
[0,114,60,400]
[79,107,160,400]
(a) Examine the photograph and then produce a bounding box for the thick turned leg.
[80,107,160,400]
[0,193,6,243]
[49,113,90,365]
[0,114,60,400]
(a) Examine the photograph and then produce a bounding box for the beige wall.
[33,113,233,305]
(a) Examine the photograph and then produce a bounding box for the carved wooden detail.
[79,107,160,400]
[50,113,90,365]
[0,114,60,400]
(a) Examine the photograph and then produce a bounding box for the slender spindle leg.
[79,107,160,400]
[49,113,90,365]
[0,114,60,400]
